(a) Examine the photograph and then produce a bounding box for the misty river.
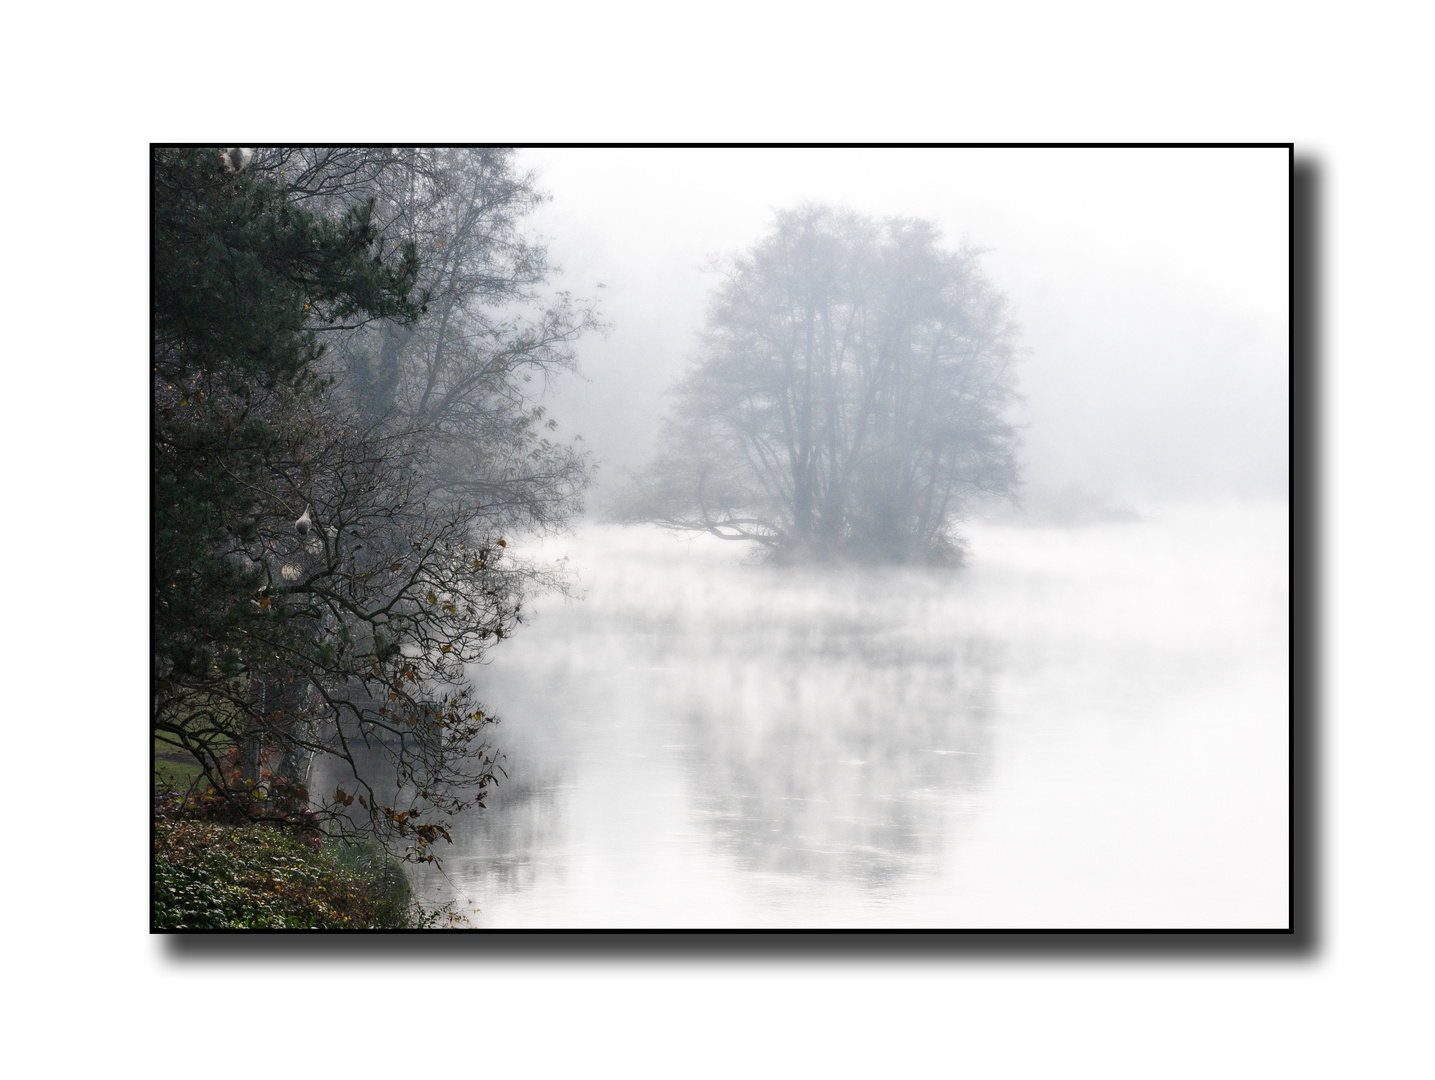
[404,501,1289,929]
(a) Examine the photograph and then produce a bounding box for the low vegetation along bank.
[153,790,444,929]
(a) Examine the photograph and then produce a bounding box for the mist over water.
[411,499,1288,928]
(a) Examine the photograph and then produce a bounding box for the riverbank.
[152,813,421,929]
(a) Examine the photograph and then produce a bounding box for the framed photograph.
[153,145,1292,931]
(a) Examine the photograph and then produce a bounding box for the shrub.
[153,818,414,929]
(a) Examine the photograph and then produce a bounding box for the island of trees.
[614,205,1022,565]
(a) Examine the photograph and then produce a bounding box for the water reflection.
[408,532,1012,918]
[401,504,1289,928]
[668,615,1002,887]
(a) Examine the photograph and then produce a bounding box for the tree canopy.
[615,206,1022,563]
[152,147,594,859]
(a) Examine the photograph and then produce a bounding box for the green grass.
[154,736,210,791]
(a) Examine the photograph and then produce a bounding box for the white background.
[3,1,1427,1076]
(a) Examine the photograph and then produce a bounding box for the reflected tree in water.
[669,574,1003,885]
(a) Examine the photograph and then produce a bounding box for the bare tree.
[615,206,1021,564]
[256,148,601,534]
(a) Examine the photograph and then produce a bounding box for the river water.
[408,502,1289,929]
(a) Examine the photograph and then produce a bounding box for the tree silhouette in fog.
[152,148,596,855]
[617,206,1022,563]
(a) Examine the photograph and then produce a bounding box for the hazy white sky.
[519,146,1289,503]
